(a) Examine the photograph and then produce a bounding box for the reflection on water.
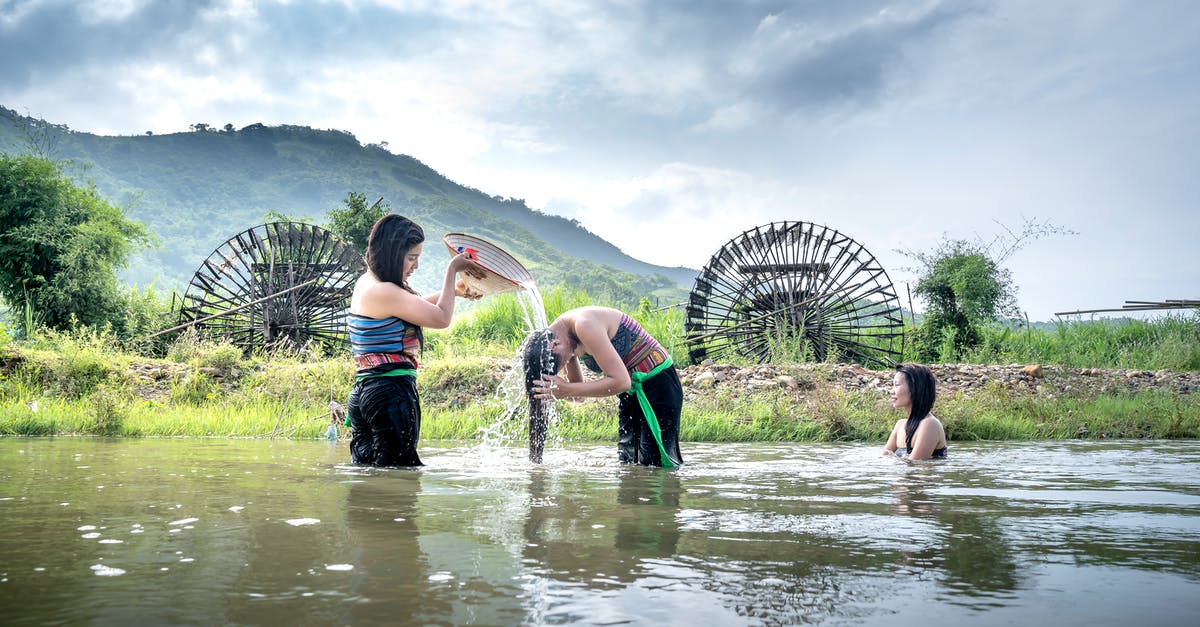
[1,438,1198,626]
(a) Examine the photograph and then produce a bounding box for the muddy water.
[1,438,1197,626]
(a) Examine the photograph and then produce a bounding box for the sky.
[2,0,1198,321]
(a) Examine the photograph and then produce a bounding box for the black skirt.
[617,365,684,467]
[348,374,423,467]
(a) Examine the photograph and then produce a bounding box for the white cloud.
[1,0,1197,320]
[77,0,147,23]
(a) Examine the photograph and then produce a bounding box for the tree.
[899,218,1074,360]
[326,192,388,254]
[908,240,1014,359]
[0,154,152,331]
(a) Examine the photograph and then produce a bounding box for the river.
[1,438,1197,626]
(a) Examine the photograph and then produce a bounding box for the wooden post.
[143,278,321,341]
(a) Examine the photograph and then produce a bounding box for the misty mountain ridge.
[0,105,696,304]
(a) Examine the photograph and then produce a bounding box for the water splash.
[515,280,548,330]
[474,279,558,463]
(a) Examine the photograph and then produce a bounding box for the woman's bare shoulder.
[353,279,412,317]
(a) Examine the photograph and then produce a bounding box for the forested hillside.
[0,106,694,303]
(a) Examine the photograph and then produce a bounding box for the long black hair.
[521,329,562,463]
[364,213,425,348]
[365,214,424,293]
[896,363,937,450]
[521,330,562,393]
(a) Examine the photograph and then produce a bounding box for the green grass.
[940,313,1200,371]
[0,294,1197,442]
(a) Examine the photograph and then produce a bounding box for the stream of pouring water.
[475,280,558,462]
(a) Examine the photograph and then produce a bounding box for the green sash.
[355,367,417,383]
[346,368,417,426]
[629,356,676,468]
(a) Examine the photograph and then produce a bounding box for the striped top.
[581,313,670,375]
[349,313,422,375]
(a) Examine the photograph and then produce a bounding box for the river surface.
[1,438,1198,626]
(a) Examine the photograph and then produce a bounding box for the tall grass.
[440,288,1200,372]
[2,283,1197,442]
[430,292,1199,371]
[954,313,1200,370]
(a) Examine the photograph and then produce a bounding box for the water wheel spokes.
[685,221,905,368]
[176,222,363,352]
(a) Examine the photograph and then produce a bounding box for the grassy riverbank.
[1,316,1198,442]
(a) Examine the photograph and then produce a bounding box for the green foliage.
[0,107,693,304]
[908,241,1011,360]
[325,191,388,254]
[165,329,245,372]
[956,313,1200,370]
[109,284,177,353]
[86,384,127,435]
[18,326,125,398]
[243,358,355,407]
[0,154,152,332]
[444,292,533,349]
[916,244,1015,322]
[168,372,221,405]
[900,218,1074,361]
[419,360,503,407]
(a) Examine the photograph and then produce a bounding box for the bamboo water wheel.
[686,221,905,368]
[176,222,363,351]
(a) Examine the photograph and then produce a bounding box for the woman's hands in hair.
[531,374,571,400]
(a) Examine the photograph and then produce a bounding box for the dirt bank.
[676,362,1200,403]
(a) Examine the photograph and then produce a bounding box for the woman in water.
[528,306,683,467]
[347,214,478,467]
[883,363,947,460]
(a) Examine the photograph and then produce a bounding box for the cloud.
[570,162,805,267]
[719,1,987,122]
[1,0,1197,320]
[0,0,220,87]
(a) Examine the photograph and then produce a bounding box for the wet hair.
[521,330,561,464]
[896,363,937,450]
[521,330,562,394]
[365,214,424,293]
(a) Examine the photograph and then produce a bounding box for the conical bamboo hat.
[443,232,535,295]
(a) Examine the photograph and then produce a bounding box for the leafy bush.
[166,329,245,374]
[168,371,221,405]
[18,326,123,398]
[86,385,127,435]
[0,154,152,331]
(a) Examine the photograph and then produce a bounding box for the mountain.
[0,106,696,304]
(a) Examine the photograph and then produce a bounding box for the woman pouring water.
[346,214,480,467]
[529,306,683,467]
